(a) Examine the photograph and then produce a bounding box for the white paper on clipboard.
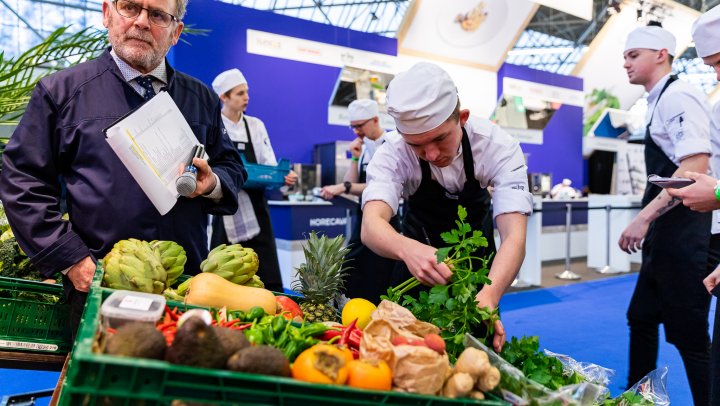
[105,92,200,215]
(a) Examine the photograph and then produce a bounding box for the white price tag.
[118,295,153,311]
[0,339,59,352]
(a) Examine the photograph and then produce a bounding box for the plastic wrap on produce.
[544,349,615,386]
[612,367,669,406]
[464,334,606,406]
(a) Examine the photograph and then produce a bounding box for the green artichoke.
[200,244,260,285]
[149,240,186,286]
[102,238,167,294]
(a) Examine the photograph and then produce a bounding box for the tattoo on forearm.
[655,196,680,216]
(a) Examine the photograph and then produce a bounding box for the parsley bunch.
[500,336,584,391]
[381,205,499,361]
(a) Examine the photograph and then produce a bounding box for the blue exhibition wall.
[497,63,585,189]
[173,0,397,164]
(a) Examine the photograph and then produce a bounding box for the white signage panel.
[247,29,397,73]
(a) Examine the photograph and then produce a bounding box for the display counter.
[268,198,358,289]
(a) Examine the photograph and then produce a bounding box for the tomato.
[291,344,349,385]
[346,359,392,391]
[275,296,303,321]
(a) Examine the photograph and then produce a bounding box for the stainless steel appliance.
[528,173,552,196]
[290,163,322,197]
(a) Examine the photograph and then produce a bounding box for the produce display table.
[56,286,507,405]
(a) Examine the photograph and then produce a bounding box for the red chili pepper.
[165,306,180,322]
[225,319,245,328]
[228,323,253,331]
[350,348,359,359]
[319,329,343,341]
[158,321,177,331]
[348,328,362,349]
[339,319,357,346]
[163,330,175,346]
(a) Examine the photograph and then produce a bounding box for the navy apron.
[344,140,400,304]
[211,117,284,292]
[391,128,496,292]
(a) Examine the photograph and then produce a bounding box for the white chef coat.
[221,113,277,166]
[362,116,533,219]
[220,112,279,242]
[645,74,711,166]
[356,133,386,176]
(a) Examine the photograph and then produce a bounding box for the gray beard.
[113,42,164,72]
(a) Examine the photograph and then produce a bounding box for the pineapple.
[292,232,351,323]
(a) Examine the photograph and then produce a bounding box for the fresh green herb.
[381,205,499,361]
[500,336,584,391]
[598,390,656,405]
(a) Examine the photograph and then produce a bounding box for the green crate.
[0,276,72,353]
[59,289,508,406]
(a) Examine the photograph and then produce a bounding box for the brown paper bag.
[360,300,450,395]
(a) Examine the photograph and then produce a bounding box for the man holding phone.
[618,25,713,404]
[665,6,720,404]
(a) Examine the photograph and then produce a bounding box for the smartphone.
[647,174,695,188]
[712,285,720,298]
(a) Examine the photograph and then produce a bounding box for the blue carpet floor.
[1,273,716,404]
[500,273,717,404]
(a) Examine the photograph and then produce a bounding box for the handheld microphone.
[176,144,205,197]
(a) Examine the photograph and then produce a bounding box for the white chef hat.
[624,26,677,57]
[212,68,247,96]
[692,5,720,58]
[348,99,379,121]
[386,62,458,135]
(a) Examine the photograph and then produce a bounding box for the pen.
[421,227,432,246]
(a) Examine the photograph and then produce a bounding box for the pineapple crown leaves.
[291,231,352,300]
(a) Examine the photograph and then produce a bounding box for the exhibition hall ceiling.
[2,0,719,88]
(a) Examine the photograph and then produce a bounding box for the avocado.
[226,345,291,377]
[104,322,166,360]
[165,316,225,369]
[212,325,250,361]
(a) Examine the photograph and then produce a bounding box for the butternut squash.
[185,272,277,314]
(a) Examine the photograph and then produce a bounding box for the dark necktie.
[136,76,156,100]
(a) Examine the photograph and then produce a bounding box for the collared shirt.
[110,49,167,95]
[645,73,712,165]
[221,113,277,166]
[362,116,533,219]
[110,49,222,200]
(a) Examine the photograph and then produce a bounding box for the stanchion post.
[595,204,627,274]
[344,208,351,245]
[556,203,581,280]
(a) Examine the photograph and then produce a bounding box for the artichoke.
[149,240,186,286]
[200,244,261,285]
[102,238,167,294]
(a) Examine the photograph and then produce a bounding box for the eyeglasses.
[113,0,179,28]
[349,118,371,130]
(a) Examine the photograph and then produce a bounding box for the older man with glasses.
[0,0,245,335]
